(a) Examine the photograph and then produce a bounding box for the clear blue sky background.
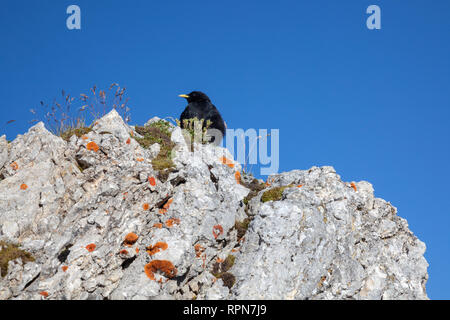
[0,0,449,299]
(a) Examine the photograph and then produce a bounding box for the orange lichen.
[85,243,96,252]
[122,192,128,200]
[165,218,180,228]
[146,242,169,256]
[136,248,140,254]
[86,141,99,152]
[144,260,177,280]
[81,135,88,140]
[20,184,28,190]
[153,223,163,229]
[159,208,168,215]
[136,157,144,162]
[235,171,241,184]
[297,185,303,188]
[10,162,19,170]
[216,257,224,263]
[126,138,131,145]
[220,157,235,168]
[142,203,150,210]
[61,266,68,272]
[350,182,357,192]
[148,177,156,186]
[163,198,173,210]
[212,225,224,239]
[124,233,139,246]
[194,244,205,258]
[130,131,134,137]
[119,249,129,255]
[39,291,49,298]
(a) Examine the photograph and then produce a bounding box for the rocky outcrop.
[0,110,428,300]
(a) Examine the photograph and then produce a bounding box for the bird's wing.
[205,104,226,135]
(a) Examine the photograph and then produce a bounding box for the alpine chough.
[179,91,226,143]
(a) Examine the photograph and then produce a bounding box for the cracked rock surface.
[0,110,428,300]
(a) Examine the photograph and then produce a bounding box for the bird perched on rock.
[178,91,226,143]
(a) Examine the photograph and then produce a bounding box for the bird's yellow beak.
[178,94,190,98]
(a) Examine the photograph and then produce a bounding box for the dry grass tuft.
[30,84,130,140]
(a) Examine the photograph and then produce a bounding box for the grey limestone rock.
[0,110,428,300]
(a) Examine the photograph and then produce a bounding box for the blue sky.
[1,0,449,299]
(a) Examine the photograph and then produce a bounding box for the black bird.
[178,91,226,143]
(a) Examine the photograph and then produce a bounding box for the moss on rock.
[0,241,35,277]
[220,272,236,289]
[261,186,291,203]
[235,218,251,241]
[134,121,176,174]
[241,177,266,206]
